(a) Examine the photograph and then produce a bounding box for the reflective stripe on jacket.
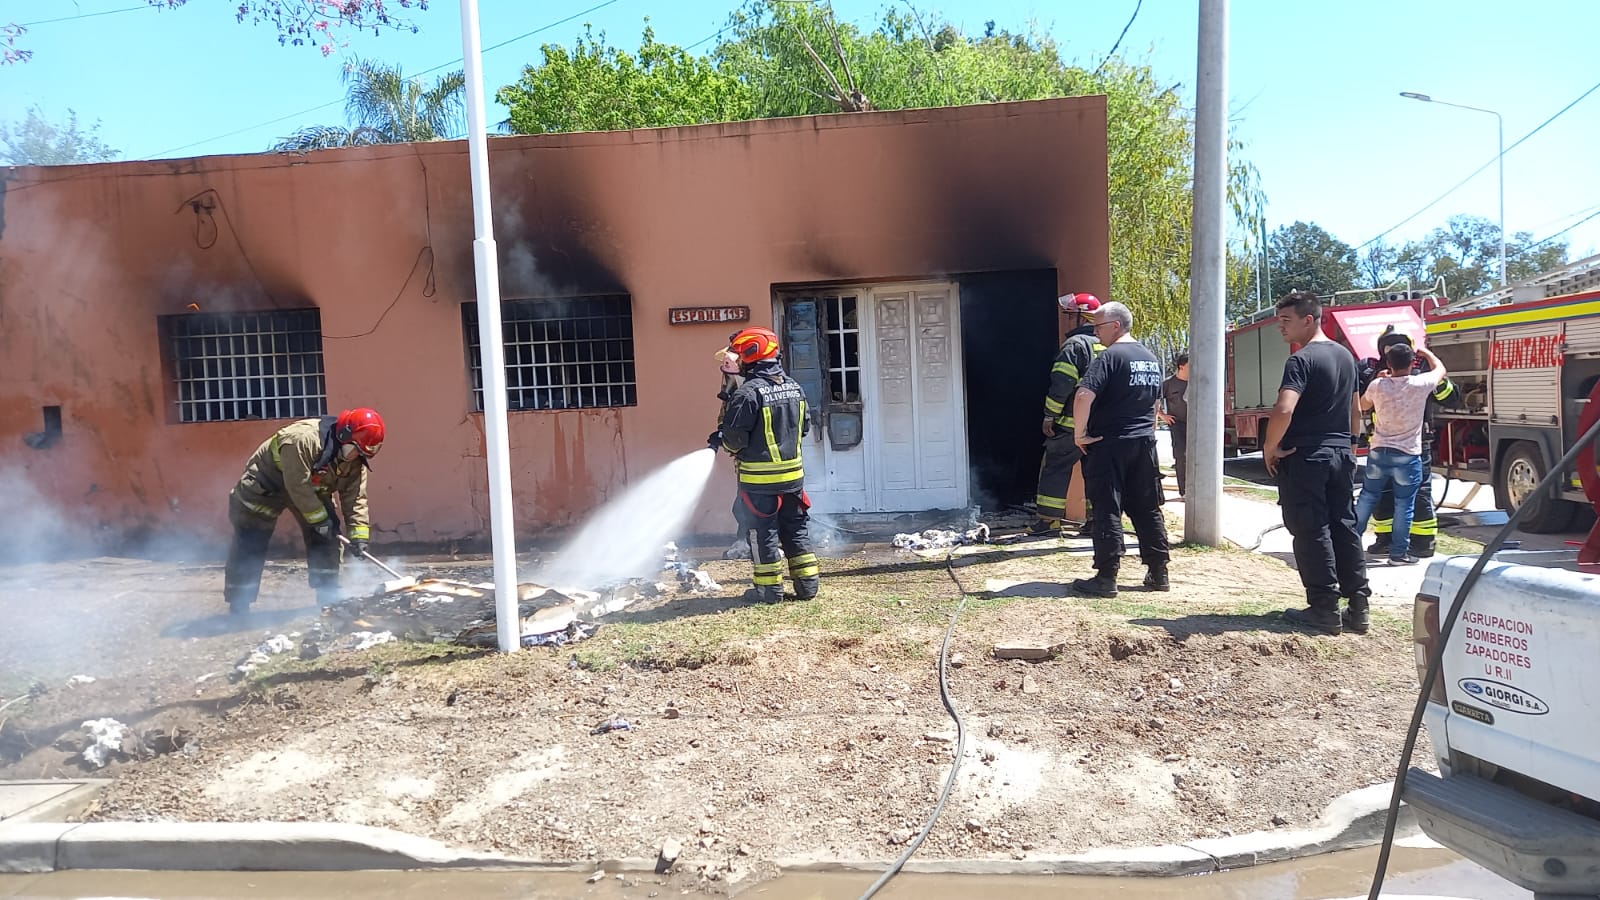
[1042,326,1104,430]
[719,361,808,494]
[232,417,371,539]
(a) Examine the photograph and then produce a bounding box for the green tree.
[5,1,427,65]
[498,24,753,134]
[1266,221,1360,298]
[271,58,464,151]
[0,106,120,165]
[1359,215,1569,302]
[497,2,1265,348]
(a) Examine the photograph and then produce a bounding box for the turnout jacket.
[232,417,371,540]
[1042,324,1105,431]
[719,359,809,494]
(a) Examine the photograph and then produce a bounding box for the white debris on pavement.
[329,631,396,652]
[259,634,294,655]
[892,524,991,552]
[65,675,96,687]
[79,717,130,769]
[230,633,300,680]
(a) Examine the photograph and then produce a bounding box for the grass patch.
[1433,533,1486,557]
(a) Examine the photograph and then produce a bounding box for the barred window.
[462,295,637,412]
[161,309,327,423]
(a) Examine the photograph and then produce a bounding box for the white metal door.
[797,282,969,513]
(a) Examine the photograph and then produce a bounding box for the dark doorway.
[957,269,1059,508]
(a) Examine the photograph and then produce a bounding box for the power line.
[1355,78,1600,251]
[1513,207,1600,259]
[19,5,149,28]
[144,0,622,160]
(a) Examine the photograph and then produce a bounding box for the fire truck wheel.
[1499,441,1577,534]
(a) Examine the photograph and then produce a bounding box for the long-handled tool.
[338,535,419,592]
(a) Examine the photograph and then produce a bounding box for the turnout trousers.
[224,487,342,611]
[1035,430,1087,522]
[733,489,820,603]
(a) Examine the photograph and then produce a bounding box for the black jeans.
[733,489,819,601]
[1082,436,1170,575]
[1169,419,1188,495]
[1276,445,1369,613]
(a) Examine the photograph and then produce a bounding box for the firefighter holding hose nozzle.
[706,327,820,603]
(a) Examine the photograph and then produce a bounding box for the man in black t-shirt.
[1069,301,1171,597]
[1262,290,1370,636]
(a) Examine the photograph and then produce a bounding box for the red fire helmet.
[729,326,781,364]
[335,408,385,458]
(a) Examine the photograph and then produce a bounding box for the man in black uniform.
[1262,290,1369,636]
[1069,301,1171,597]
[1159,350,1190,497]
[1363,328,1458,558]
[1030,292,1105,535]
[710,326,820,603]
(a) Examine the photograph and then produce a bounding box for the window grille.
[824,294,862,402]
[463,295,637,411]
[163,309,326,423]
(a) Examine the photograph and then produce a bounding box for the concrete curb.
[771,783,1419,877]
[0,782,1416,876]
[0,821,550,875]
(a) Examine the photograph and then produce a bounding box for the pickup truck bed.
[1407,553,1600,897]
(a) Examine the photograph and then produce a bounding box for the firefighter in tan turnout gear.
[224,408,385,615]
[708,326,820,603]
[1031,292,1106,535]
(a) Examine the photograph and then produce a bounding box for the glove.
[311,520,335,541]
[350,540,369,558]
[707,430,724,451]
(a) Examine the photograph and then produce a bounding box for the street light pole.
[460,0,521,653]
[1399,92,1506,287]
[1186,0,1228,547]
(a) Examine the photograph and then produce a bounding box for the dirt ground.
[0,518,1427,889]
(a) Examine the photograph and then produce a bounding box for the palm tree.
[271,59,465,152]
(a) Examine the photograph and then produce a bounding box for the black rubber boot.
[1283,606,1342,636]
[743,586,783,604]
[1341,605,1371,635]
[1366,536,1391,557]
[1143,565,1170,592]
[1071,572,1119,598]
[1410,535,1436,558]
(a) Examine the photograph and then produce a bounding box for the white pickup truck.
[1405,552,1600,899]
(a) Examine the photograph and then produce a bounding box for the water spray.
[533,449,719,591]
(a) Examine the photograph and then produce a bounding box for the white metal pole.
[1185,0,1228,547]
[459,0,520,653]
[1496,112,1506,286]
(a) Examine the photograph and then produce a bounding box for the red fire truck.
[1223,294,1435,456]
[1425,283,1600,532]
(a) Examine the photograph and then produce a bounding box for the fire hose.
[855,548,972,900]
[1366,410,1600,900]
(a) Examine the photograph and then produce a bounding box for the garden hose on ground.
[1366,413,1600,900]
[855,549,973,900]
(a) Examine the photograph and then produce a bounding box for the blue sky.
[6,0,1600,276]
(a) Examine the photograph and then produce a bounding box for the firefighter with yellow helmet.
[224,408,385,615]
[708,326,820,603]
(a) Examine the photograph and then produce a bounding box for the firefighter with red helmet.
[1030,292,1106,535]
[223,408,385,614]
[708,326,820,603]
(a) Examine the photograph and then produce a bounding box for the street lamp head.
[1399,92,1432,102]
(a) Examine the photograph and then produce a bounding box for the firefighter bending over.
[224,408,385,615]
[1031,292,1105,535]
[708,327,820,603]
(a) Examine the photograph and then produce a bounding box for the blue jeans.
[1355,447,1424,558]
